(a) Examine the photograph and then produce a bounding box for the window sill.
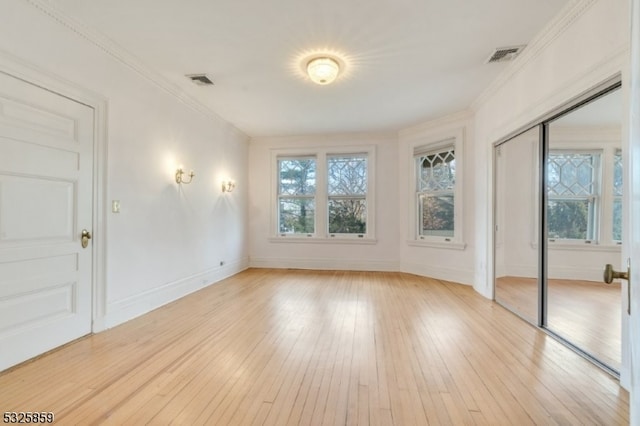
[531,241,621,252]
[269,236,377,245]
[406,240,467,250]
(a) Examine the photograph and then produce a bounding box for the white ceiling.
[52,0,570,137]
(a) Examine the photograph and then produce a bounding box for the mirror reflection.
[494,85,622,374]
[546,87,622,371]
[494,127,540,324]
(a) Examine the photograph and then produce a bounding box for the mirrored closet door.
[493,82,623,374]
[494,127,540,325]
[545,87,623,372]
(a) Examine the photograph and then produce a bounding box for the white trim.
[400,261,473,286]
[539,242,621,252]
[497,264,538,279]
[104,258,249,329]
[472,0,598,110]
[268,237,377,245]
[626,0,639,407]
[499,263,613,282]
[271,145,377,240]
[547,266,616,282]
[485,59,626,147]
[250,257,397,272]
[531,126,623,248]
[400,109,474,140]
[408,127,465,248]
[406,240,467,250]
[251,131,397,146]
[0,49,109,333]
[25,0,247,142]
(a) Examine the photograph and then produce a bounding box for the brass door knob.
[81,229,92,249]
[604,263,631,315]
[603,264,628,284]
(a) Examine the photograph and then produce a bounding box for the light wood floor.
[495,276,621,371]
[0,269,628,425]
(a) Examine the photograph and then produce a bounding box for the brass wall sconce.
[175,168,195,184]
[222,180,236,193]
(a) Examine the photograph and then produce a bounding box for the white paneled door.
[0,71,94,371]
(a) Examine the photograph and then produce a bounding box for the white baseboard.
[98,258,249,330]
[548,266,603,282]
[502,264,538,279]
[501,264,603,282]
[249,257,399,272]
[400,261,473,286]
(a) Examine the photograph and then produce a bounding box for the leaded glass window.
[416,147,455,237]
[547,151,600,241]
[327,155,367,235]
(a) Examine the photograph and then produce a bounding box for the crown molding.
[398,109,473,140]
[25,0,249,142]
[471,0,598,111]
[251,130,398,145]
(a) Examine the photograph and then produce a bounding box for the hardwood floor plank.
[495,276,621,370]
[0,269,628,425]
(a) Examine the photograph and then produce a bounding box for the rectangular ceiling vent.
[186,74,214,86]
[486,45,526,64]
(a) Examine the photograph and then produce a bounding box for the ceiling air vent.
[186,74,214,86]
[486,45,526,64]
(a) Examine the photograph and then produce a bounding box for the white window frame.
[276,155,318,237]
[326,153,370,239]
[532,137,622,251]
[408,128,465,250]
[270,146,376,244]
[546,149,602,243]
[612,148,623,244]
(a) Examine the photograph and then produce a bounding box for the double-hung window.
[327,155,367,236]
[412,133,464,248]
[277,157,316,235]
[274,148,375,241]
[547,150,601,241]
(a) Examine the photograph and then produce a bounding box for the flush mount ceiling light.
[306,57,340,85]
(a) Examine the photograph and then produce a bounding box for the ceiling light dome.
[306,57,340,85]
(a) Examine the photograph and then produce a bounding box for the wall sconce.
[175,168,195,184]
[222,179,236,193]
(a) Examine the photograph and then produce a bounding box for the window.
[547,151,600,241]
[273,147,375,241]
[411,131,464,248]
[416,147,455,237]
[327,155,367,235]
[613,149,622,242]
[277,157,316,235]
[538,145,622,247]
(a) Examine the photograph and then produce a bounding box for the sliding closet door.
[545,87,623,371]
[494,80,623,375]
[494,127,541,324]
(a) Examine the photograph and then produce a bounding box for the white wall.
[249,133,399,271]
[248,113,476,285]
[397,112,475,285]
[473,0,629,297]
[472,0,630,386]
[0,1,250,329]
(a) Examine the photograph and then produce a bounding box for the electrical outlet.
[219,261,225,266]
[112,200,120,213]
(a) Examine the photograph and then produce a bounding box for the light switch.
[112,200,120,213]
